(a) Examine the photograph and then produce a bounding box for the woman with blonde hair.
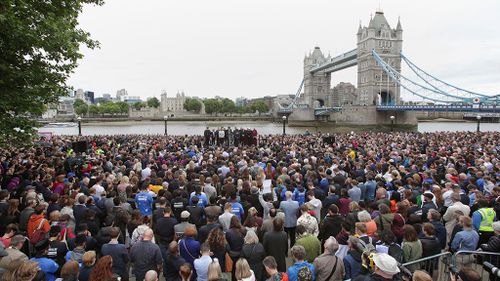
[6,260,44,281]
[235,258,255,281]
[240,231,265,281]
[207,259,226,281]
[117,176,130,202]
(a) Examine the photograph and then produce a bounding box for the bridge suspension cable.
[400,53,497,104]
[286,78,305,109]
[372,50,464,104]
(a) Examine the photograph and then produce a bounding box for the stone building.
[161,91,186,112]
[332,82,357,106]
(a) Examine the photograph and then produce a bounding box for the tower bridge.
[278,11,499,125]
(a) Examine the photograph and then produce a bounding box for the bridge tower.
[357,11,403,106]
[303,47,332,108]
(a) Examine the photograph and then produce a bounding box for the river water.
[38,121,499,136]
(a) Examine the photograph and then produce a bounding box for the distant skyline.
[67,0,500,101]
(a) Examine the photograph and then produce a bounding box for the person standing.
[240,231,266,281]
[443,192,471,244]
[262,256,288,281]
[402,225,423,272]
[164,241,186,281]
[194,243,213,281]
[287,245,315,281]
[295,225,321,263]
[472,199,496,245]
[219,203,235,232]
[313,237,345,281]
[451,216,479,252]
[156,206,178,248]
[31,239,59,281]
[101,227,129,280]
[130,229,163,281]
[263,218,288,273]
[352,253,400,281]
[279,191,299,247]
[135,184,154,218]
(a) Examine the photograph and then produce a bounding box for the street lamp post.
[282,115,287,135]
[164,115,168,136]
[390,115,395,132]
[77,117,82,136]
[476,115,481,133]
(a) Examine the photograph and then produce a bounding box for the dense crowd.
[0,130,498,281]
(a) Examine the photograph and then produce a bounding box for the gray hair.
[244,230,259,245]
[285,191,292,199]
[324,236,339,253]
[357,210,372,222]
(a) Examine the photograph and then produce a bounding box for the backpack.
[31,219,47,245]
[358,236,376,253]
[297,266,313,281]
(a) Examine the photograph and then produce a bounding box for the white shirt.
[141,167,151,181]
[93,183,105,197]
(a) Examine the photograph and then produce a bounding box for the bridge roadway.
[309,49,357,74]
[376,104,499,113]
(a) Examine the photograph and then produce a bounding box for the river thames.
[38,121,499,136]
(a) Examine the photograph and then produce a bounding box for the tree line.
[184,98,270,115]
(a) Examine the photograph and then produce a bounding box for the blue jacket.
[286,261,315,281]
[430,220,448,249]
[344,252,362,280]
[451,229,479,252]
[279,200,299,228]
[31,257,58,281]
[293,187,306,206]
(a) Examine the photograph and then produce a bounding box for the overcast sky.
[67,0,500,101]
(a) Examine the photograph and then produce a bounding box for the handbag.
[225,252,233,272]
[31,219,47,245]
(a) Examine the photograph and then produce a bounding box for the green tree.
[147,97,160,108]
[73,99,86,109]
[133,101,145,110]
[88,104,99,116]
[116,101,129,114]
[74,104,88,116]
[249,101,269,114]
[184,98,202,112]
[203,99,222,115]
[221,98,236,113]
[0,0,103,146]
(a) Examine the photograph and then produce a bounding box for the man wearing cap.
[174,210,195,240]
[353,253,401,281]
[31,239,59,281]
[0,235,28,271]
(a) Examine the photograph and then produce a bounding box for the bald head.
[144,270,158,281]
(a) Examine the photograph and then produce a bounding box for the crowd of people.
[203,127,258,147]
[0,130,498,281]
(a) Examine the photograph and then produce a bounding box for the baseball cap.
[372,253,400,275]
